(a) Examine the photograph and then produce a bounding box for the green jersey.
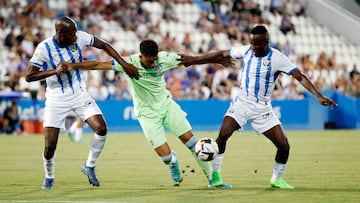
[112,51,181,115]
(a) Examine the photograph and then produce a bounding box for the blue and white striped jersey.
[230,45,298,103]
[29,31,93,96]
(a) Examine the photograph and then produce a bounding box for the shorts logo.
[262,112,271,119]
[85,100,93,107]
[228,109,235,114]
[149,140,154,147]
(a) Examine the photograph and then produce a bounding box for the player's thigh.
[43,99,72,128]
[263,125,289,148]
[137,116,167,149]
[72,92,103,121]
[224,99,247,132]
[250,109,280,134]
[164,101,192,137]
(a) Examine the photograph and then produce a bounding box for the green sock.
[191,150,213,178]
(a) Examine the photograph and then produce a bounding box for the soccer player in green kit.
[58,39,231,188]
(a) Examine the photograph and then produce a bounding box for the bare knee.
[43,145,56,160]
[94,125,107,136]
[277,137,290,152]
[86,115,108,135]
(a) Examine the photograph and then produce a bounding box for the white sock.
[43,152,56,179]
[69,121,77,133]
[86,134,106,167]
[213,153,224,172]
[170,152,177,163]
[74,127,83,142]
[160,153,172,164]
[271,161,287,181]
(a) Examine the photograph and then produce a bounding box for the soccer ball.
[195,138,219,161]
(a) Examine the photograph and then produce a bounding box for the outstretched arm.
[59,60,113,71]
[291,69,338,108]
[178,50,232,67]
[92,36,139,79]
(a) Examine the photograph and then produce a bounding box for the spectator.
[301,54,316,73]
[349,64,360,97]
[282,79,304,100]
[350,64,359,81]
[2,101,23,135]
[167,69,183,99]
[4,25,16,48]
[316,51,330,70]
[279,13,296,35]
[4,50,21,90]
[328,51,338,70]
[182,32,192,51]
[291,0,306,16]
[211,66,230,100]
[350,72,360,98]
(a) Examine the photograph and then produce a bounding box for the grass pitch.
[0,130,359,203]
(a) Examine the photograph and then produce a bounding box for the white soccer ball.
[195,138,219,161]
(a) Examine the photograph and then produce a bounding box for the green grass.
[0,130,359,203]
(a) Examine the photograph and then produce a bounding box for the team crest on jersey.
[262,59,270,67]
[69,43,77,52]
[154,64,162,72]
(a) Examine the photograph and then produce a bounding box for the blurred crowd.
[0,0,359,106]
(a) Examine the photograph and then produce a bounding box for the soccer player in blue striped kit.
[180,25,338,189]
[25,16,139,190]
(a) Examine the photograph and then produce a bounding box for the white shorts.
[43,91,103,128]
[225,94,280,134]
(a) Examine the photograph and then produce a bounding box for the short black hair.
[251,25,268,35]
[140,39,158,57]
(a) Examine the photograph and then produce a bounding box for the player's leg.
[251,105,293,189]
[165,101,213,187]
[66,117,77,142]
[137,113,183,185]
[42,127,60,190]
[75,93,107,187]
[263,124,294,189]
[178,130,213,187]
[81,114,107,187]
[41,101,69,190]
[155,143,183,184]
[212,116,239,188]
[74,118,84,142]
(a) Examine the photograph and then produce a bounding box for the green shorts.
[137,100,192,149]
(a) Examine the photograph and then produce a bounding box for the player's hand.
[56,62,68,74]
[58,62,74,72]
[318,95,338,109]
[177,53,195,67]
[123,63,139,79]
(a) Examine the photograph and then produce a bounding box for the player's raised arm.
[92,36,139,79]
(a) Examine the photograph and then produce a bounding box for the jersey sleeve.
[112,56,132,72]
[229,45,251,59]
[77,31,94,47]
[158,52,180,71]
[29,42,46,70]
[274,50,298,74]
